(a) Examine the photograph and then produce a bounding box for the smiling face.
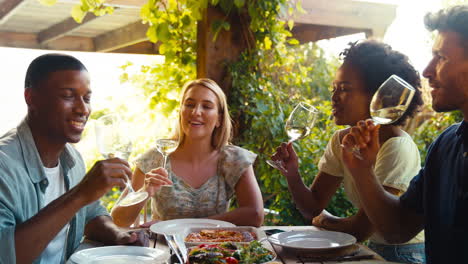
[423,31,468,114]
[26,70,91,144]
[331,63,372,126]
[180,85,220,142]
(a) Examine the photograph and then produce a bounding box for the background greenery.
[67,0,461,225]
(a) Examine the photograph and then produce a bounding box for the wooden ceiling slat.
[38,13,99,44]
[0,0,27,24]
[93,21,148,52]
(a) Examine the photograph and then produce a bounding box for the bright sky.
[0,0,448,136]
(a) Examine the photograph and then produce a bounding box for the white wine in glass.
[285,125,311,141]
[155,138,179,170]
[267,102,319,172]
[95,114,148,207]
[346,74,415,159]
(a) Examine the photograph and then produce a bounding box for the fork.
[165,234,187,264]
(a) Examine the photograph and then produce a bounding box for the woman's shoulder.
[135,147,163,173]
[336,128,351,143]
[380,129,417,150]
[219,145,257,161]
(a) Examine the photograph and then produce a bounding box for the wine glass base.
[340,144,364,160]
[119,191,149,207]
[266,159,288,172]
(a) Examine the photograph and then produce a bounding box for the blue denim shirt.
[0,120,109,263]
[401,121,468,264]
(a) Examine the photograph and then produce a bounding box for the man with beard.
[341,5,468,264]
[0,54,147,264]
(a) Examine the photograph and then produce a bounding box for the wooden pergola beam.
[292,24,370,43]
[291,0,396,39]
[93,21,149,52]
[38,13,99,45]
[0,0,26,24]
[0,31,95,51]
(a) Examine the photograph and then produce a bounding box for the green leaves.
[71,4,87,23]
[212,20,231,41]
[156,22,171,42]
[70,0,114,23]
[234,0,245,8]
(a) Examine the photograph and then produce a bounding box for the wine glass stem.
[163,154,168,170]
[124,174,135,193]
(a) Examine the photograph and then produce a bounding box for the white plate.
[150,218,236,235]
[268,230,356,251]
[69,246,164,264]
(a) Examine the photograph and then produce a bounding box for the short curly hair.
[340,40,423,126]
[424,5,468,55]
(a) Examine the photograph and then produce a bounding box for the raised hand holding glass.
[95,114,148,206]
[267,102,319,172]
[343,75,416,159]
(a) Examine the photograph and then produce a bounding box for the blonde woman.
[112,78,264,227]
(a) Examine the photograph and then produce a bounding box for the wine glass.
[267,102,319,172]
[345,74,416,159]
[155,138,179,170]
[155,118,180,170]
[95,113,148,207]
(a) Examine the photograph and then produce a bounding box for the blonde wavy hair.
[176,78,232,150]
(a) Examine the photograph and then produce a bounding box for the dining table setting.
[66,218,403,264]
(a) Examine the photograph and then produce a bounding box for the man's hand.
[342,120,380,170]
[114,230,149,247]
[74,158,132,205]
[271,142,300,177]
[145,167,173,197]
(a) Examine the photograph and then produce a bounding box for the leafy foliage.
[413,108,462,164]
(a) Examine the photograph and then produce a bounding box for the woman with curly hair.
[271,40,425,263]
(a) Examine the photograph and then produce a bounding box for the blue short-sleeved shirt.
[0,120,109,263]
[400,121,468,264]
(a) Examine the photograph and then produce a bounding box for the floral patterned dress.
[135,145,257,220]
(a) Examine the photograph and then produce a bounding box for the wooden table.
[72,226,402,264]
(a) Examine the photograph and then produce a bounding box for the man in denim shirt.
[340,5,468,264]
[0,54,147,264]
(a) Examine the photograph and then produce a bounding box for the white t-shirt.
[318,129,424,244]
[42,162,69,263]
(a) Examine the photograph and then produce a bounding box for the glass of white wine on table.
[267,102,319,172]
[343,74,416,159]
[95,114,149,207]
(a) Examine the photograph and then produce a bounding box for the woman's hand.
[144,168,173,196]
[271,142,300,177]
[312,210,340,229]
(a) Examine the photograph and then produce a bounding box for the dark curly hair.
[340,40,423,126]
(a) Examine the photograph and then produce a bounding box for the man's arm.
[342,121,424,243]
[14,158,130,264]
[312,187,403,242]
[85,216,148,246]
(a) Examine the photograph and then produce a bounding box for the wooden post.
[196,6,254,95]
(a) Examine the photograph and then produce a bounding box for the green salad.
[187,241,275,264]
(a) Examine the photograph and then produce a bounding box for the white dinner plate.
[150,218,235,235]
[268,230,356,251]
[69,246,164,264]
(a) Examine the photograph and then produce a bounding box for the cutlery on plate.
[165,234,187,264]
